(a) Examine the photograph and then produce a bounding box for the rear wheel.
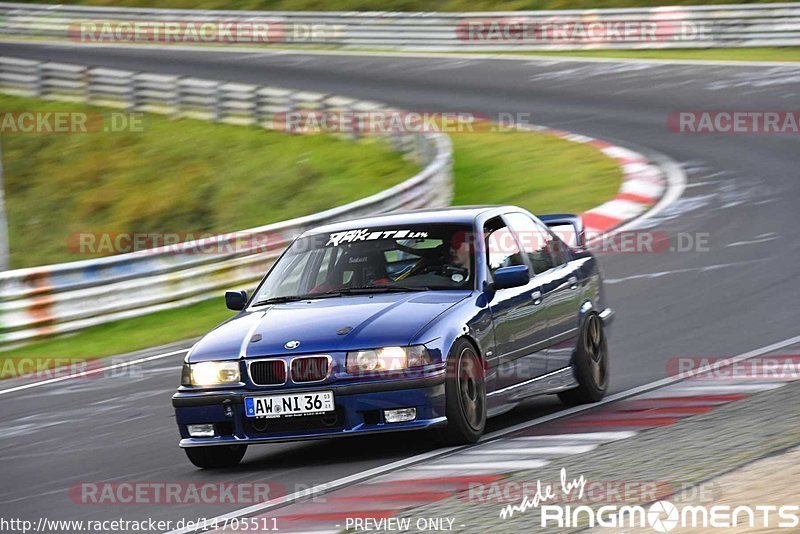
[558,313,609,406]
[443,339,486,444]
[184,444,247,469]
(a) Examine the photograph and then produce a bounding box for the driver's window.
[484,217,525,276]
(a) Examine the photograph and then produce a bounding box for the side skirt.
[486,366,578,417]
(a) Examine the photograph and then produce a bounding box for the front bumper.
[173,371,447,447]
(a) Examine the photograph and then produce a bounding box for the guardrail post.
[129,74,139,111]
[33,62,44,98]
[171,76,181,118]
[81,67,90,104]
[212,83,222,122]
[253,88,264,127]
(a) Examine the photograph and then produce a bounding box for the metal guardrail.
[0,56,453,344]
[0,2,799,50]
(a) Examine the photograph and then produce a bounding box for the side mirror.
[225,290,248,311]
[492,265,530,290]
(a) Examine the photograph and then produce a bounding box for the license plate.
[245,391,334,419]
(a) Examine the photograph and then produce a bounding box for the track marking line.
[462,445,597,455]
[412,461,550,471]
[507,431,637,441]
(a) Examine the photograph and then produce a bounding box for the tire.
[184,444,247,469]
[442,339,486,444]
[558,313,609,406]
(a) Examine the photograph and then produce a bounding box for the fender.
[411,292,496,367]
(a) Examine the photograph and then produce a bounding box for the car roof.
[303,205,516,235]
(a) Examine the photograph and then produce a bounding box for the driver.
[445,230,473,284]
[449,231,472,271]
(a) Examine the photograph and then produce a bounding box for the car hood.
[188,291,472,361]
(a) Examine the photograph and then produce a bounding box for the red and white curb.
[521,124,670,240]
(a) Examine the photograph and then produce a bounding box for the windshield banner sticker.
[325,229,428,246]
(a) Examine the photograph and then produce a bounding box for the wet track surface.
[0,44,798,524]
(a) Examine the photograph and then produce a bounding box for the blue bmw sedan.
[173,206,613,468]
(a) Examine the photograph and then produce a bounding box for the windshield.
[252,223,475,304]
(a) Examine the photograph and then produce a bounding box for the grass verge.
[1,94,418,268]
[0,126,622,376]
[450,129,620,213]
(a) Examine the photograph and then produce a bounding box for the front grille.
[249,360,286,385]
[291,356,330,383]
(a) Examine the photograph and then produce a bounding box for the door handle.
[568,276,578,290]
[531,290,542,305]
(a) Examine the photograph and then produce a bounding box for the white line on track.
[164,332,800,534]
[413,461,550,470]
[461,445,598,455]
[0,348,188,397]
[507,431,636,441]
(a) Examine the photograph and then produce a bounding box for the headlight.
[346,346,431,374]
[181,361,241,386]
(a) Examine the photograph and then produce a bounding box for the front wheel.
[558,313,609,406]
[442,339,486,444]
[184,444,247,469]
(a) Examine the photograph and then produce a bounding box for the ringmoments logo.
[499,469,800,531]
[539,501,800,530]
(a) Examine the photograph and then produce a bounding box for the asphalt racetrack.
[0,42,798,526]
